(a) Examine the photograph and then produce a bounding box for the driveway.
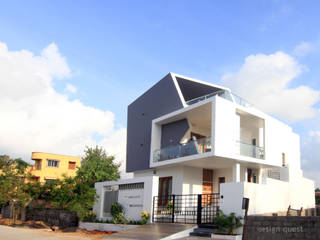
[0,225,102,240]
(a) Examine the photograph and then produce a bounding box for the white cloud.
[0,42,131,178]
[65,83,77,93]
[293,41,314,56]
[221,51,320,122]
[309,131,320,137]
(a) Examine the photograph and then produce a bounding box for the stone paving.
[103,223,194,240]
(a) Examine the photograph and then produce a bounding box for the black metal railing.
[152,193,220,224]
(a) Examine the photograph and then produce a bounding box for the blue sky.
[0,0,319,183]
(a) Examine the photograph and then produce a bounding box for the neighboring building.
[94,73,315,222]
[31,152,81,183]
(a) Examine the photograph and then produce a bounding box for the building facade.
[31,152,81,183]
[94,73,315,221]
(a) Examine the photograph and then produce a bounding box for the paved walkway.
[104,223,194,240]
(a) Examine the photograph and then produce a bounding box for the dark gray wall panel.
[176,77,221,101]
[161,119,189,148]
[126,74,184,172]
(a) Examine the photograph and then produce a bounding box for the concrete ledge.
[79,222,139,232]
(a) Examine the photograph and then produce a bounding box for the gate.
[152,193,220,224]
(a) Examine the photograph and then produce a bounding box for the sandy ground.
[0,225,109,240]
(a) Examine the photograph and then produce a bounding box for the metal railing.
[186,90,233,105]
[232,93,253,108]
[186,90,253,108]
[152,193,220,224]
[153,137,212,163]
[236,141,264,159]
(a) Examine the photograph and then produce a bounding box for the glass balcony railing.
[153,137,212,163]
[186,90,253,108]
[186,90,233,105]
[236,141,264,159]
[231,93,253,108]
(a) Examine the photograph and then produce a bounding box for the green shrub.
[215,210,242,235]
[140,210,150,224]
[110,203,125,224]
[83,211,96,222]
[166,200,173,211]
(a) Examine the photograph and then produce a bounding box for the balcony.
[236,141,264,159]
[153,137,212,163]
[186,90,253,108]
[186,90,232,105]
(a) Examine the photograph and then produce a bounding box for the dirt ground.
[0,218,113,240]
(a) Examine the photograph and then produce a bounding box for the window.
[34,159,41,170]
[68,161,76,170]
[32,176,40,182]
[45,178,57,184]
[119,182,144,190]
[47,159,59,168]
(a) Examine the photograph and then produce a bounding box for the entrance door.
[158,177,172,206]
[202,169,213,194]
[203,169,213,205]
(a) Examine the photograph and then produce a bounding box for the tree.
[76,146,121,187]
[316,188,320,205]
[0,155,13,169]
[0,157,32,222]
[0,155,30,170]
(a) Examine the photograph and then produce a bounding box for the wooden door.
[158,177,172,206]
[202,169,213,205]
[202,169,213,194]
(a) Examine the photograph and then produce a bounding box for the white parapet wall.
[93,176,159,221]
[220,174,315,216]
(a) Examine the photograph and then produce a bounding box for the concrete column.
[232,163,241,182]
[244,167,248,182]
[211,101,216,155]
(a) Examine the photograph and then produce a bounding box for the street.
[0,225,102,240]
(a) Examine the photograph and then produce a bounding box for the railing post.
[197,194,202,225]
[171,194,175,223]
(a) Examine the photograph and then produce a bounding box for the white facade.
[94,73,315,222]
[94,176,159,221]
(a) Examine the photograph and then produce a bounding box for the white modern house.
[94,73,315,224]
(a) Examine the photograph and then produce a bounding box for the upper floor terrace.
[150,92,266,168]
[126,72,301,173]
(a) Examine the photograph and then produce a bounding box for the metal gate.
[152,193,220,224]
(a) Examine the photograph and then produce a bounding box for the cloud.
[0,42,131,179]
[221,51,320,122]
[65,83,77,93]
[293,41,314,56]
